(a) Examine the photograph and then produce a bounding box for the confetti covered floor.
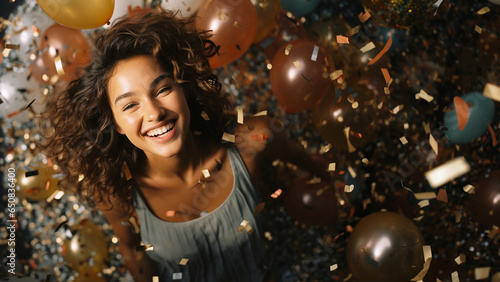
[1,0,500,281]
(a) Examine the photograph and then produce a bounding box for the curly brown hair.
[40,8,232,213]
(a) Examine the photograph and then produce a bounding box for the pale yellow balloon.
[37,0,115,29]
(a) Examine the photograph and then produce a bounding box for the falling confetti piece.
[254,202,266,215]
[202,169,210,178]
[474,267,491,280]
[236,106,243,124]
[306,177,321,184]
[219,11,228,20]
[153,276,159,282]
[381,68,390,84]
[311,45,319,61]
[284,44,293,55]
[422,122,431,134]
[179,258,189,265]
[400,136,408,145]
[474,25,482,34]
[330,264,338,271]
[418,200,430,208]
[293,60,301,68]
[329,70,344,81]
[453,96,470,130]
[237,220,249,233]
[54,55,65,76]
[173,273,183,280]
[436,188,448,202]
[233,21,243,28]
[347,166,357,178]
[454,210,462,223]
[166,210,176,217]
[414,192,437,200]
[390,104,404,114]
[336,35,349,44]
[415,89,434,102]
[483,83,500,101]
[477,7,491,14]
[328,163,336,171]
[344,127,356,153]
[222,132,235,143]
[488,124,498,146]
[411,258,432,281]
[201,111,210,120]
[123,162,132,180]
[454,254,466,265]
[270,189,282,199]
[451,271,459,282]
[358,11,371,22]
[252,110,267,116]
[429,134,438,156]
[136,244,154,252]
[344,184,354,193]
[368,36,392,65]
[424,156,470,188]
[360,42,375,53]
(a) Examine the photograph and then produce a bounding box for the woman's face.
[107,55,191,159]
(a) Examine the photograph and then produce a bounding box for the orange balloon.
[252,0,281,43]
[471,170,500,228]
[195,0,258,68]
[269,38,334,113]
[33,24,90,84]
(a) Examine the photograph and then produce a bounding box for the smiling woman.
[39,7,328,282]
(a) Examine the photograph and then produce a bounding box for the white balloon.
[161,0,206,18]
[0,70,45,122]
[104,0,145,28]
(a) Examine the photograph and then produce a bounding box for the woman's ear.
[116,126,124,135]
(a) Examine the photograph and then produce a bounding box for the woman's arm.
[98,197,159,282]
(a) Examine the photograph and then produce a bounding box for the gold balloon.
[16,166,59,202]
[63,219,109,275]
[36,0,115,29]
[252,0,281,43]
[312,85,379,151]
[347,212,425,282]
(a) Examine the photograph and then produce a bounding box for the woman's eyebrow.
[149,74,171,92]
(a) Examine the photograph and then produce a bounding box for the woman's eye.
[122,103,135,111]
[157,86,172,96]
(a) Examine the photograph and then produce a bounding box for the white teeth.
[146,121,175,137]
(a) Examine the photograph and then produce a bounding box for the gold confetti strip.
[306,176,321,184]
[311,45,319,61]
[483,83,500,102]
[399,136,408,145]
[451,271,459,282]
[123,162,132,180]
[390,104,404,114]
[360,42,375,53]
[329,70,343,80]
[415,89,434,102]
[474,25,482,34]
[429,134,438,156]
[328,163,336,171]
[222,132,235,143]
[54,55,65,76]
[424,156,471,188]
[252,110,267,116]
[233,21,243,28]
[129,216,140,234]
[454,254,466,265]
[330,264,338,271]
[179,258,189,265]
[136,244,154,252]
[270,189,282,199]
[293,60,301,68]
[418,200,430,208]
[358,11,371,22]
[336,35,349,44]
[236,106,244,124]
[152,276,159,282]
[165,210,176,217]
[344,184,354,193]
[47,190,64,202]
[474,267,491,280]
[284,44,293,55]
[218,11,228,20]
[344,127,356,153]
[413,215,424,221]
[454,210,462,223]
[477,6,491,14]
[202,169,210,179]
[411,258,431,281]
[343,273,352,281]
[347,166,357,178]
[201,111,210,120]
[422,122,431,134]
[237,220,249,233]
[463,184,475,194]
[414,192,436,200]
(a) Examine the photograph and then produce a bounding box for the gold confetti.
[54,55,65,76]
[202,169,210,178]
[329,70,344,81]
[477,7,491,14]
[165,210,176,217]
[474,25,482,34]
[46,190,64,202]
[129,216,140,234]
[414,192,437,200]
[451,271,459,282]
[424,156,471,188]
[488,225,498,239]
[218,11,228,20]
[222,132,235,143]
[293,60,301,68]
[328,163,336,171]
[311,45,319,61]
[358,11,371,22]
[179,258,189,265]
[136,244,154,252]
[415,89,434,102]
[284,44,293,55]
[270,189,282,199]
[306,176,321,184]
[454,210,462,223]
[336,35,349,44]
[344,184,354,193]
[330,264,338,271]
[123,162,132,180]
[360,42,375,53]
[237,220,249,233]
[362,158,369,164]
[347,166,357,178]
[236,106,244,124]
[454,254,466,265]
[252,110,267,116]
[201,111,210,120]
[463,184,475,194]
[399,136,408,145]
[344,127,356,153]
[422,122,431,134]
[152,276,159,282]
[233,21,243,28]
[418,200,429,208]
[474,267,491,280]
[429,134,438,156]
[411,258,431,281]
[483,83,500,102]
[390,104,404,114]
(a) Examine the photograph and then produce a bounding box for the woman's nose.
[143,99,164,122]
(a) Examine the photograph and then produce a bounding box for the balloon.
[62,219,109,275]
[161,0,205,18]
[15,166,59,202]
[36,0,115,29]
[283,177,337,226]
[280,0,320,18]
[443,92,495,144]
[362,0,436,29]
[270,38,335,113]
[261,10,307,60]
[252,0,281,43]
[347,211,425,282]
[312,85,378,151]
[195,0,258,68]
[105,0,144,27]
[30,24,90,84]
[470,170,500,228]
[0,70,45,122]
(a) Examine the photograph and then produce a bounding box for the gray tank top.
[133,147,266,281]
